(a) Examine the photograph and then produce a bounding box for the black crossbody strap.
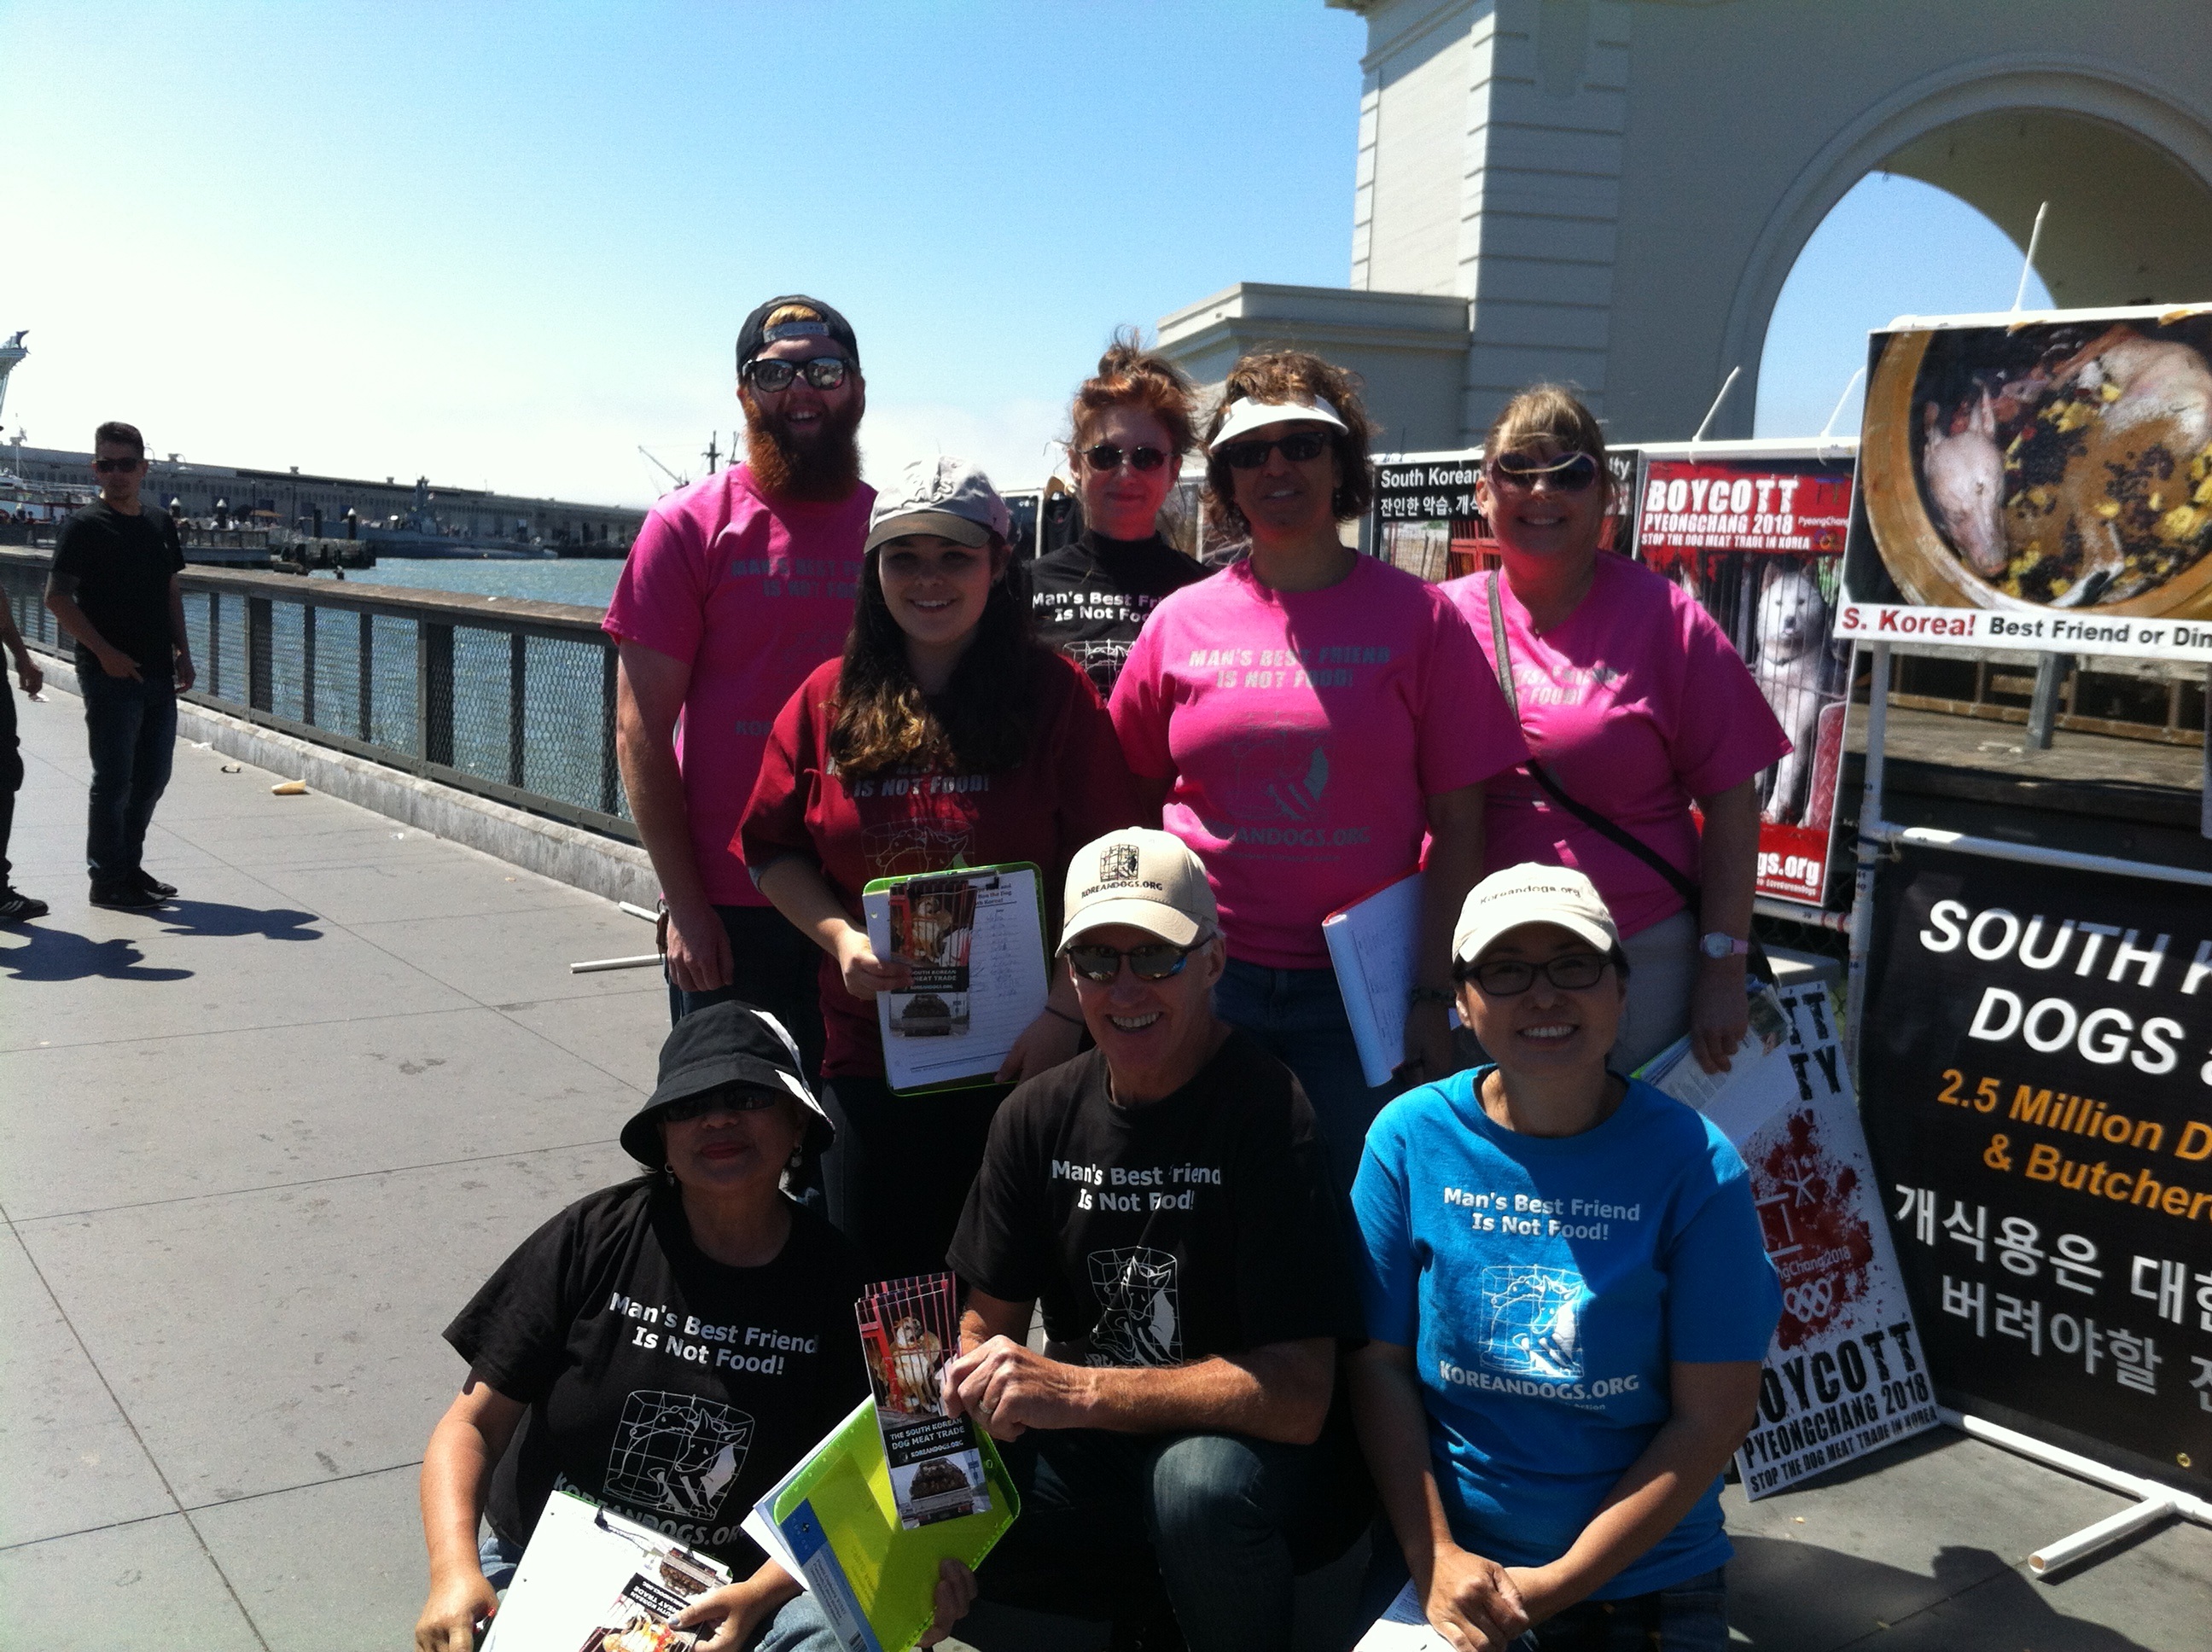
[1487,573,1773,982]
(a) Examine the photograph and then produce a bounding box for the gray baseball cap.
[865,456,1012,554]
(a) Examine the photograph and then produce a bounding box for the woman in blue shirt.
[1349,864,1780,1649]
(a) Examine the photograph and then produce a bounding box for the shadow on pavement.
[153,899,323,941]
[1729,1535,2162,1650]
[0,927,194,983]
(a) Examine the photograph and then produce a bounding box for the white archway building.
[1156,0,2212,448]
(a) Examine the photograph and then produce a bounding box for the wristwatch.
[1699,932,1751,960]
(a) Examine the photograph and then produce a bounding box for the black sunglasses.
[744,356,851,393]
[1216,432,1331,470]
[1488,451,1600,492]
[1454,952,1611,995]
[1063,936,1210,984]
[1080,442,1167,473]
[94,457,143,474]
[659,1085,784,1124]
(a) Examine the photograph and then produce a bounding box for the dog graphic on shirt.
[1480,1265,1584,1382]
[602,1390,754,1521]
[1087,1248,1183,1366]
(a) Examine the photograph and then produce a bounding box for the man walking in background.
[44,422,194,909]
[605,295,872,1073]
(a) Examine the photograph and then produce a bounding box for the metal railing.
[2,549,633,840]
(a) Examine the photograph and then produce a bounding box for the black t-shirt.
[51,502,185,678]
[445,1178,870,1571]
[947,1032,1362,1367]
[1027,531,1209,696]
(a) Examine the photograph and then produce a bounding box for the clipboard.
[742,1397,1021,1652]
[860,862,1050,1095]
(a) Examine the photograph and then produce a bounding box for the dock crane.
[637,445,689,497]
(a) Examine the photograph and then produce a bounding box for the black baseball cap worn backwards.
[735,294,860,375]
[620,1000,834,1164]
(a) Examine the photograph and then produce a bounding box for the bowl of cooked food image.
[1860,310,2212,616]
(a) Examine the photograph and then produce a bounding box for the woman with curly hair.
[1027,330,1211,695]
[1109,351,1527,1190]
[742,456,1141,1277]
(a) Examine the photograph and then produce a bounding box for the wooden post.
[302,602,317,725]
[508,631,527,788]
[418,620,455,768]
[358,610,374,741]
[599,643,620,816]
[246,595,273,712]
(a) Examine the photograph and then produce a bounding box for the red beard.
[742,390,864,503]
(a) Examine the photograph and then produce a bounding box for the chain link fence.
[2,550,632,839]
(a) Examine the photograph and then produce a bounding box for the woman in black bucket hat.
[413,1001,977,1651]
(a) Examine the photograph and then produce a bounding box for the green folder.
[752,1397,1020,1652]
[860,861,1051,1096]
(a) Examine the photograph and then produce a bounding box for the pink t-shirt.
[1442,556,1790,939]
[1111,554,1525,969]
[602,466,871,906]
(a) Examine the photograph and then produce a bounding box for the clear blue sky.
[5,2,2048,507]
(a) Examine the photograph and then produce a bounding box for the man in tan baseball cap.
[940,827,1368,1647]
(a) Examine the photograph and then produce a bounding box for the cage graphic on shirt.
[1479,1265,1585,1382]
[1059,637,1131,695]
[602,1390,754,1521]
[1086,1248,1182,1367]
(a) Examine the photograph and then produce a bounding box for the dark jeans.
[77,666,176,888]
[980,1428,1325,1652]
[1,678,20,887]
[1214,957,1401,1195]
[818,1073,1006,1281]
[1360,1533,1730,1651]
[667,903,827,1079]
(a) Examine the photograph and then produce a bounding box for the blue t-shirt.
[1353,1068,1780,1597]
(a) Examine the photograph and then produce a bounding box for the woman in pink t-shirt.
[1442,386,1788,1076]
[1110,352,1526,1189]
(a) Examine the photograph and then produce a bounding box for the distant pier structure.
[0,331,26,427]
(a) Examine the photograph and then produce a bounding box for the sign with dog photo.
[1634,447,1857,909]
[1838,304,2212,662]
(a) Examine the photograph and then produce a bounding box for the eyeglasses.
[1455,952,1611,995]
[1080,442,1168,473]
[743,356,851,393]
[1063,936,1212,984]
[1215,432,1330,470]
[94,457,143,474]
[659,1086,783,1124]
[1488,451,1600,492]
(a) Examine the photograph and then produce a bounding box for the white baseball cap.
[1061,829,1219,951]
[865,455,1012,553]
[1452,864,1620,968]
[1210,394,1349,449]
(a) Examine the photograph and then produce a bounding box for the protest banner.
[1729,981,1941,1496]
[1839,303,2212,663]
[1372,448,1640,582]
[1635,444,1856,908]
[1857,839,2212,1489]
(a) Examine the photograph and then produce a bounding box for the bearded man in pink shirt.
[605,295,873,1073]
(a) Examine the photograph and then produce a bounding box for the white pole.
[1691,366,1743,445]
[2031,1497,2180,1577]
[1844,641,1890,1073]
[2011,201,2049,312]
[570,952,664,974]
[1819,366,1866,439]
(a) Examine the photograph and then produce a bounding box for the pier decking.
[3,688,2206,1651]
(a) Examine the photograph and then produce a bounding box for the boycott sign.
[1635,454,1855,908]
[1839,304,2212,661]
[1860,842,2212,1486]
[1701,984,1941,1497]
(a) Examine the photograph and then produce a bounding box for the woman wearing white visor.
[1109,350,1526,1190]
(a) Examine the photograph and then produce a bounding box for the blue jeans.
[479,1529,848,1650]
[77,667,176,888]
[1214,957,1400,1193]
[981,1428,1324,1652]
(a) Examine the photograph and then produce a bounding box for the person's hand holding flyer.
[857,1273,995,1529]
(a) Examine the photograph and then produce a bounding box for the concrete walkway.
[3,686,2207,1651]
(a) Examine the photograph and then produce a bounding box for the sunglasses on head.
[1454,951,1611,996]
[659,1085,784,1124]
[94,457,143,474]
[1216,432,1331,470]
[744,356,851,393]
[1487,451,1600,492]
[1063,935,1210,984]
[1080,442,1167,473]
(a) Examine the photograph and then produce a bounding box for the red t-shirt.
[738,651,1143,1078]
[602,466,870,907]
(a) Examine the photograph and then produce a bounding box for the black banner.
[1860,843,2212,1488]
